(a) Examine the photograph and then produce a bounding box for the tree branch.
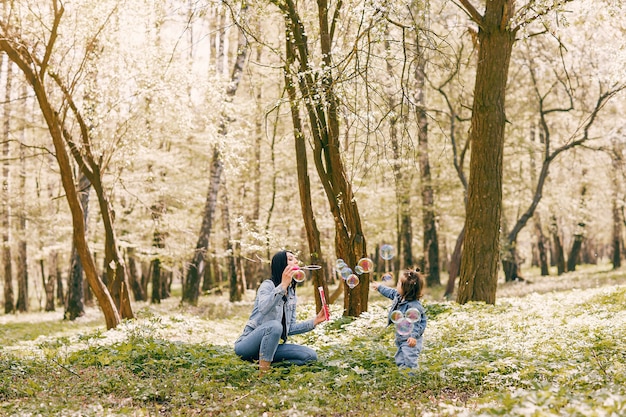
[455,0,483,28]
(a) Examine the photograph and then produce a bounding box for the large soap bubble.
[390,310,404,324]
[379,244,395,261]
[292,267,306,283]
[396,318,414,336]
[357,257,374,273]
[405,308,421,323]
[346,274,360,289]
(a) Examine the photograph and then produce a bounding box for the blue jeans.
[234,320,318,364]
[395,340,420,369]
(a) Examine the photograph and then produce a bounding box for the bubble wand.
[318,286,330,321]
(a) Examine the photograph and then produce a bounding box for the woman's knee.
[264,320,283,336]
[298,347,317,364]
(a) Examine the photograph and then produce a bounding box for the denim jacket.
[238,279,315,341]
[377,284,427,343]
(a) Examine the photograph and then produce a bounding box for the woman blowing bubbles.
[234,250,327,375]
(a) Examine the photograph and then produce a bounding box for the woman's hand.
[407,337,417,348]
[281,265,293,290]
[313,308,327,326]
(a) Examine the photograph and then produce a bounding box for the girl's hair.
[270,250,296,292]
[401,268,425,301]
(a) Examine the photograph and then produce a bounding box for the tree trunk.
[127,247,146,301]
[15,233,28,312]
[611,138,623,269]
[41,259,55,312]
[567,226,585,272]
[65,173,90,320]
[457,0,516,305]
[221,191,242,303]
[1,54,15,314]
[284,59,328,312]
[550,215,566,275]
[150,258,161,304]
[534,215,549,276]
[415,27,440,287]
[444,226,465,299]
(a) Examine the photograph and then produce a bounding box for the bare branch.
[454,0,484,28]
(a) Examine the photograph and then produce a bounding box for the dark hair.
[400,268,425,301]
[270,251,296,291]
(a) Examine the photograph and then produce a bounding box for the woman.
[234,250,327,374]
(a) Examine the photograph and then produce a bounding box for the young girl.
[371,269,427,369]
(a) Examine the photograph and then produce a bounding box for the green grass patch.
[1,267,625,416]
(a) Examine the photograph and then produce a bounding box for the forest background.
[1,0,626,415]
[1,0,625,321]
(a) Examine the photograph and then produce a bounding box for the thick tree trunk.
[457,0,516,304]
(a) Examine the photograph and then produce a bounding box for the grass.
[1,264,625,416]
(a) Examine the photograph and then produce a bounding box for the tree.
[275,0,369,316]
[455,0,577,304]
[501,29,626,281]
[182,2,249,305]
[0,1,122,328]
[455,0,518,304]
[610,137,624,269]
[1,53,15,314]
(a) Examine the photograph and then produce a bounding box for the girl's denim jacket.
[377,285,427,343]
[237,279,315,342]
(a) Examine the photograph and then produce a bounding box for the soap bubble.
[336,259,347,269]
[357,257,374,273]
[405,308,421,323]
[382,273,393,282]
[380,244,395,261]
[354,265,364,275]
[340,267,353,279]
[292,269,306,283]
[396,318,414,336]
[390,310,404,323]
[346,274,360,289]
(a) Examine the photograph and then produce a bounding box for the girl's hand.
[281,265,293,290]
[371,281,380,291]
[314,308,327,326]
[407,337,417,348]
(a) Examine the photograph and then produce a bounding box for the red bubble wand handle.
[318,286,330,321]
